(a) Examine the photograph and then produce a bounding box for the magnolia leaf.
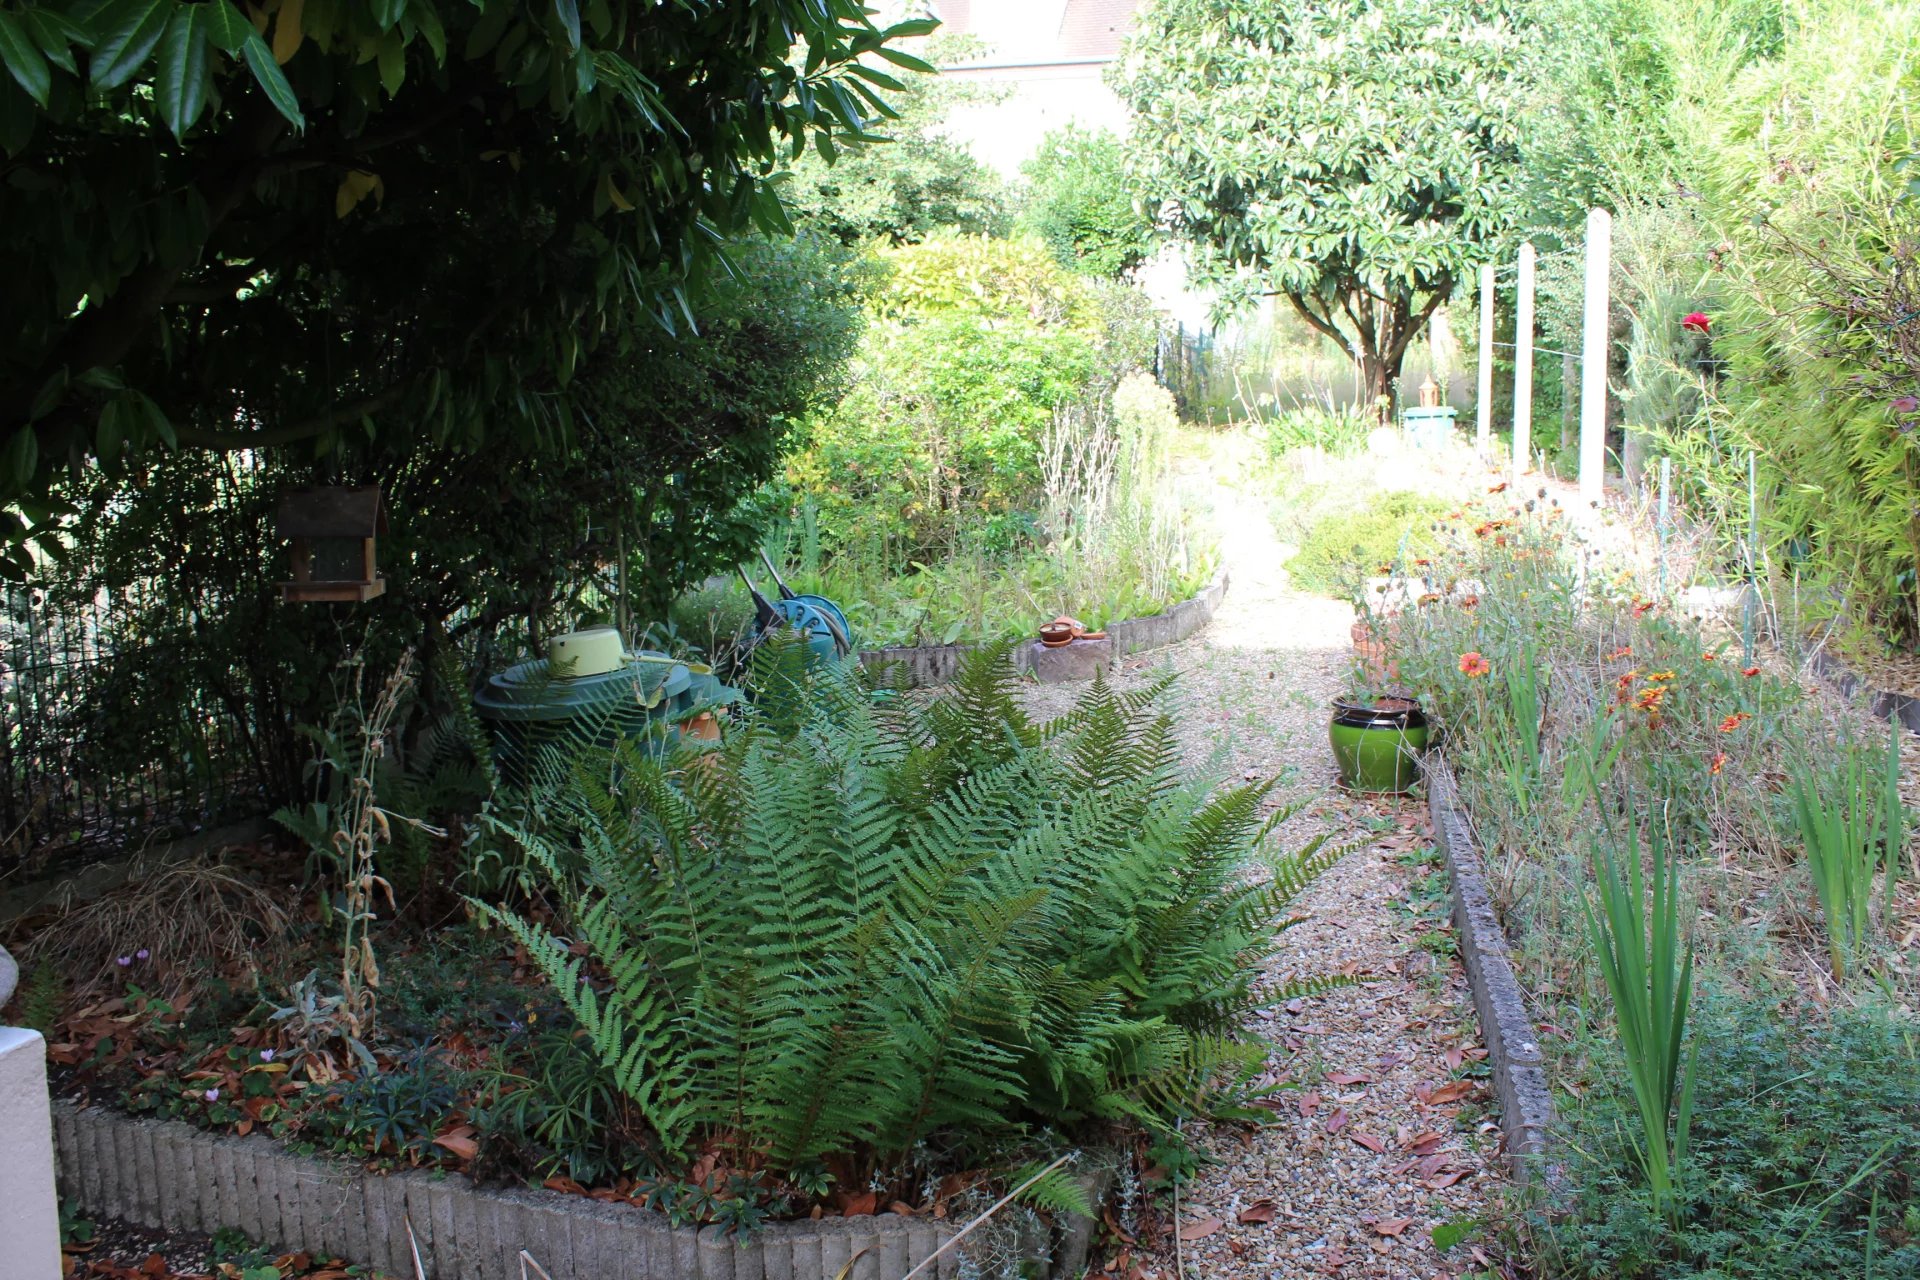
[270,0,302,65]
[239,28,302,127]
[89,0,171,90]
[552,0,579,52]
[375,31,402,95]
[3,427,38,489]
[334,168,383,218]
[155,6,210,138]
[201,0,251,53]
[0,11,52,107]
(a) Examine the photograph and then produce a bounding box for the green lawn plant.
[479,638,1343,1203]
[1583,809,1697,1223]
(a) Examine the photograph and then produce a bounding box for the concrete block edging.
[51,1100,1103,1280]
[1422,755,1556,1180]
[857,569,1230,688]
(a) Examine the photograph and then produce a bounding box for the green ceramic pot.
[1328,696,1430,793]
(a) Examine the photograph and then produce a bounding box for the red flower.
[1631,599,1656,619]
[1608,646,1633,660]
[1682,311,1711,334]
[1459,652,1492,678]
[1741,666,1761,678]
[1709,752,1727,776]
[1718,712,1751,733]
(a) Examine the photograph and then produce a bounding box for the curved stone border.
[49,1099,1099,1280]
[858,569,1230,688]
[1422,755,1553,1180]
[1808,646,1920,735]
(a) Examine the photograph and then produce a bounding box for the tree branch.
[1383,283,1452,370]
[1285,293,1354,358]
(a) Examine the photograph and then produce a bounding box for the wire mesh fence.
[1,580,268,881]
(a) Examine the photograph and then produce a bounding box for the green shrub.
[1287,493,1452,596]
[786,235,1113,562]
[480,642,1341,1197]
[1019,125,1157,279]
[1536,992,1920,1280]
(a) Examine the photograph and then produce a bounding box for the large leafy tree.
[0,0,930,576]
[1114,0,1528,409]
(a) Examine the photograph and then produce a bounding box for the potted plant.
[1329,684,1429,794]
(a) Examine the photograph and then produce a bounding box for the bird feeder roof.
[276,486,388,539]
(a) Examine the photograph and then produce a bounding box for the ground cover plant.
[1372,499,1920,1278]
[8,640,1340,1254]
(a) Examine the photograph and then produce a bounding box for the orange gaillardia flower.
[1718,712,1751,733]
[1709,752,1727,775]
[1459,652,1492,678]
[1609,646,1634,660]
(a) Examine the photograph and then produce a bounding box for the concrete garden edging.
[1807,646,1920,735]
[857,570,1230,688]
[50,1099,1103,1280]
[1421,756,1554,1180]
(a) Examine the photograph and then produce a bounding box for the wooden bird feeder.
[277,485,388,603]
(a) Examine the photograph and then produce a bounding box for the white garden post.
[0,1026,61,1279]
[1512,242,1536,479]
[1476,263,1495,459]
[1579,207,1612,504]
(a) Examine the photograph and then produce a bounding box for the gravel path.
[1024,439,1507,1279]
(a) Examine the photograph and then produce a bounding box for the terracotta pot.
[1039,622,1076,648]
[1350,619,1399,682]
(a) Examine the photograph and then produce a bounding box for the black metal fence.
[1,582,267,880]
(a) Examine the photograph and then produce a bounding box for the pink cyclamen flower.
[115,956,131,968]
[204,1088,219,1103]
[1892,395,1919,415]
[260,1049,275,1062]
[135,948,149,961]
[1681,311,1711,334]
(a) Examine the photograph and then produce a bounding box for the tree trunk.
[1359,354,1394,423]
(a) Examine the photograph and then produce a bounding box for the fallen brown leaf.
[1372,1217,1413,1237]
[1350,1132,1387,1154]
[1178,1215,1225,1241]
[1237,1199,1277,1224]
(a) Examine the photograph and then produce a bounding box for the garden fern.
[478,637,1342,1190]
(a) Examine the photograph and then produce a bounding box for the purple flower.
[204,1088,219,1103]
[1893,395,1920,415]
[259,1049,275,1062]
[135,948,149,962]
[116,956,132,968]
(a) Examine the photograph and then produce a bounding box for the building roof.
[929,0,1140,64]
[1056,0,1138,58]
